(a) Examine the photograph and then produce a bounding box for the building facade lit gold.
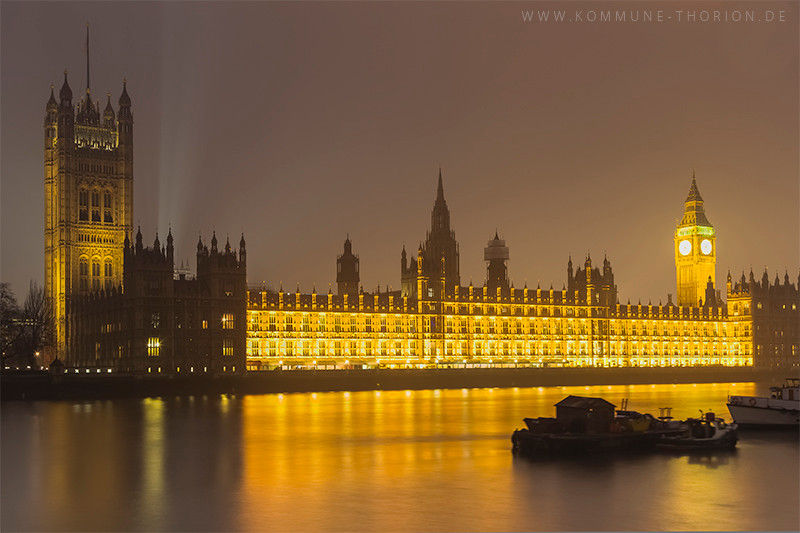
[44,70,133,361]
[246,171,769,370]
[246,286,751,370]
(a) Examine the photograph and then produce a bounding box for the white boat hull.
[727,402,799,427]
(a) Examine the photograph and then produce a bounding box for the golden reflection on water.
[140,398,165,531]
[237,382,792,532]
[3,382,798,532]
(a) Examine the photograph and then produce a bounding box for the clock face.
[679,240,692,256]
[701,239,712,255]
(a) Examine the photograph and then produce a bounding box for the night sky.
[2,1,798,303]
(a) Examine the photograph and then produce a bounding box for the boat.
[727,378,800,427]
[511,395,683,457]
[655,412,738,451]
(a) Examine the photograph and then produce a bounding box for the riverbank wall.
[2,366,792,401]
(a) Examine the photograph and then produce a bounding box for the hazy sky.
[2,1,798,303]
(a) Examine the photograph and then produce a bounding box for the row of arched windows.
[78,188,114,223]
[79,256,114,292]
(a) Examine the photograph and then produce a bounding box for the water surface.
[2,382,797,531]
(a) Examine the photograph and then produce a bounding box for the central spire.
[436,166,444,203]
[431,167,450,234]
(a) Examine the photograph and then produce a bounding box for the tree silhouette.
[0,282,53,368]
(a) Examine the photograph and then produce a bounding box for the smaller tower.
[484,232,509,292]
[336,236,359,296]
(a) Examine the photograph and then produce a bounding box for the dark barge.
[511,395,684,456]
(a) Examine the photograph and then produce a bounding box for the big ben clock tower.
[674,172,715,307]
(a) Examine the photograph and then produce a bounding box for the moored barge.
[511,395,688,457]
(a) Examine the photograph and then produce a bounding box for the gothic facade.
[45,71,133,360]
[70,230,248,375]
[45,53,248,375]
[40,52,796,372]
[245,172,797,371]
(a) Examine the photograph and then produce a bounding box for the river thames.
[2,382,798,532]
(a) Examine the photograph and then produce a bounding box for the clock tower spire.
[675,171,716,307]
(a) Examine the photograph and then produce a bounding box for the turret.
[117,79,133,145]
[57,71,75,141]
[46,85,58,113]
[567,256,574,291]
[59,70,73,108]
[585,254,592,283]
[103,92,116,128]
[704,277,717,309]
[336,235,360,296]
[166,228,174,265]
[135,226,143,254]
[484,231,509,292]
[239,233,246,264]
[45,85,58,148]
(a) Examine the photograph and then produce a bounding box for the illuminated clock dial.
[701,239,712,255]
[679,240,692,256]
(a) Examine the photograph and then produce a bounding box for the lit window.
[202,319,208,329]
[221,313,235,329]
[147,337,161,356]
[223,338,234,356]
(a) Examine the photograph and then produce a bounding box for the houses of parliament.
[44,62,799,375]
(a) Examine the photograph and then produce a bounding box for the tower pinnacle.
[437,166,444,203]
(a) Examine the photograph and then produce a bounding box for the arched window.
[79,190,89,221]
[91,191,100,222]
[79,257,89,291]
[104,259,113,277]
[92,259,101,291]
[104,191,113,223]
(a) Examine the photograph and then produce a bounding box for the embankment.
[1,366,789,401]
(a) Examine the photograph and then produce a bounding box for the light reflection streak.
[139,398,166,530]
